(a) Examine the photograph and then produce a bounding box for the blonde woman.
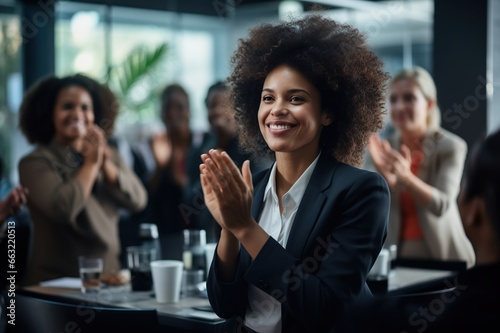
[367,66,475,267]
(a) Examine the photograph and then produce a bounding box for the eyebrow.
[262,88,311,97]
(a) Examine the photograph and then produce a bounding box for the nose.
[270,100,289,117]
[68,106,84,118]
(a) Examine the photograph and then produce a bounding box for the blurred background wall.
[0,0,497,185]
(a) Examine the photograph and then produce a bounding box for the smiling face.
[162,91,190,132]
[258,64,330,160]
[207,89,237,139]
[53,85,94,146]
[389,78,432,136]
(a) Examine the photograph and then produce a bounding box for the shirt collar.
[263,151,322,207]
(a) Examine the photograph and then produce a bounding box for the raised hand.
[0,185,29,222]
[199,150,254,233]
[151,132,173,169]
[385,144,412,186]
[81,124,105,167]
[368,134,397,188]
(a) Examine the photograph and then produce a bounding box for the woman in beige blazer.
[367,67,475,268]
[18,74,147,285]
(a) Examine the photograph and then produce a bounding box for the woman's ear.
[427,99,436,113]
[462,197,488,235]
[321,112,333,126]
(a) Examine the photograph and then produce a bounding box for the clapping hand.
[368,134,412,189]
[199,150,254,234]
[82,124,106,167]
[151,132,173,169]
[0,185,28,222]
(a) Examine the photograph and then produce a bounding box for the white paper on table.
[39,277,81,289]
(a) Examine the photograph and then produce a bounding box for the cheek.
[86,112,95,125]
[257,108,267,129]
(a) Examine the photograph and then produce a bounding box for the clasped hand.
[81,125,107,167]
[368,134,412,189]
[199,150,254,235]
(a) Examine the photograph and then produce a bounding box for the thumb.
[242,160,253,193]
[400,144,411,162]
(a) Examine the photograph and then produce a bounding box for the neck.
[54,138,83,152]
[473,241,500,266]
[401,129,426,150]
[274,149,319,195]
[169,128,191,148]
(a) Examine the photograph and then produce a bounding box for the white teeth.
[68,121,84,128]
[269,124,292,130]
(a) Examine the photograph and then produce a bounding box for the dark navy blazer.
[207,152,390,332]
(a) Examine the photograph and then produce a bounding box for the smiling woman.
[52,85,95,147]
[17,74,148,286]
[201,14,390,333]
[366,67,475,268]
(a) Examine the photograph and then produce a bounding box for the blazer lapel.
[286,153,338,258]
[251,168,272,221]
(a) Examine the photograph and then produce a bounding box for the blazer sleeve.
[426,136,467,216]
[100,148,148,212]
[19,153,86,225]
[243,172,390,331]
[206,248,250,319]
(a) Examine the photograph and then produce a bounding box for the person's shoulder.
[19,145,51,163]
[319,154,388,192]
[431,128,467,152]
[337,161,388,189]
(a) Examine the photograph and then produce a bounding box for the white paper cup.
[150,260,184,303]
[204,243,217,278]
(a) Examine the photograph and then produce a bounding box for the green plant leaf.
[106,43,168,107]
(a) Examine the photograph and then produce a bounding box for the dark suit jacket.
[338,263,500,333]
[207,153,390,332]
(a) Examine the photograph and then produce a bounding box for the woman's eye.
[262,96,274,102]
[62,103,74,110]
[290,96,304,103]
[403,94,415,103]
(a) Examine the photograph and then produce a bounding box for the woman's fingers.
[203,150,246,194]
[201,161,224,196]
[242,160,253,194]
[219,151,249,192]
[400,144,412,164]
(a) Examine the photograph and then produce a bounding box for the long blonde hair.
[391,66,441,129]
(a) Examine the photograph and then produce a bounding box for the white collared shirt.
[244,152,321,333]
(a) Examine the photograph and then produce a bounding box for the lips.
[65,120,86,131]
[266,121,296,134]
[269,124,292,130]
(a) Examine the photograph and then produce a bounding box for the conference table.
[20,266,458,332]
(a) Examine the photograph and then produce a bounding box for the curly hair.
[229,14,388,166]
[19,74,119,145]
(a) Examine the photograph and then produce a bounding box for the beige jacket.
[365,128,475,268]
[19,142,147,285]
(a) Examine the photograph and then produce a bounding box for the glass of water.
[78,256,103,293]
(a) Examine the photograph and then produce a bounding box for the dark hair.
[229,14,388,166]
[160,83,189,114]
[205,81,229,108]
[463,129,500,241]
[19,74,119,145]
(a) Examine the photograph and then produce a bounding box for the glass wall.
[0,4,21,189]
[56,1,228,142]
[1,0,434,183]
